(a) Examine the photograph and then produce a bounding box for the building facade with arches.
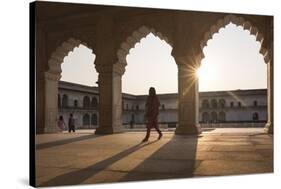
[33,1,273,134]
[58,81,99,129]
[58,81,267,129]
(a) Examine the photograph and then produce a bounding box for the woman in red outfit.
[142,87,163,142]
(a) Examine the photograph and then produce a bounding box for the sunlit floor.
[35,128,273,187]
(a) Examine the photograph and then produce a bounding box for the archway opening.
[198,22,267,128]
[58,43,99,130]
[122,32,177,128]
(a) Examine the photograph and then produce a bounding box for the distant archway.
[211,112,218,123]
[91,114,97,125]
[91,97,98,108]
[83,96,91,108]
[83,114,90,126]
[202,112,209,123]
[62,94,68,108]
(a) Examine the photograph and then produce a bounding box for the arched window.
[253,100,258,107]
[62,94,68,108]
[91,114,97,125]
[202,99,209,108]
[230,101,234,107]
[252,112,259,121]
[219,99,225,108]
[218,111,226,122]
[211,99,217,108]
[83,96,90,108]
[211,112,218,123]
[83,114,90,126]
[162,104,165,110]
[136,105,139,111]
[126,104,129,110]
[58,94,61,108]
[74,99,78,107]
[202,112,209,123]
[91,97,98,108]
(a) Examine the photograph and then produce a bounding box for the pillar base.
[175,124,201,135]
[264,122,273,134]
[95,125,123,135]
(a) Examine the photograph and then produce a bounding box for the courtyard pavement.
[35,128,273,187]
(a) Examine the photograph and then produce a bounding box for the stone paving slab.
[193,160,273,176]
[35,128,273,187]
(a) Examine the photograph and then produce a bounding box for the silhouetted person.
[57,115,65,131]
[68,113,75,133]
[142,87,163,142]
[130,120,134,129]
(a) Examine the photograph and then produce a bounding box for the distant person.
[57,116,65,131]
[68,113,75,133]
[142,87,163,142]
[130,120,134,129]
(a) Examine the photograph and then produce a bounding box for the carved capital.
[45,71,61,81]
[113,63,126,75]
[173,52,202,69]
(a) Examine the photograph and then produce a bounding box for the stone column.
[44,71,61,133]
[175,56,201,135]
[263,18,273,134]
[265,59,273,134]
[95,63,125,134]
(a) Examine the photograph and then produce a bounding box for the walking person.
[57,115,65,132]
[142,87,163,142]
[68,113,75,133]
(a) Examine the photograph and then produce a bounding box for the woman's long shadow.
[39,140,159,187]
[120,134,200,182]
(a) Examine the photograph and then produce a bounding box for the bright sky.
[60,23,267,94]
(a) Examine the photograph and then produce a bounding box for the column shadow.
[36,134,101,150]
[119,134,200,182]
[39,140,159,187]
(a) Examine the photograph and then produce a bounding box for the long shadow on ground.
[36,134,101,150]
[39,140,159,187]
[120,134,200,182]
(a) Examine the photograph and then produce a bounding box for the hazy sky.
[60,23,267,95]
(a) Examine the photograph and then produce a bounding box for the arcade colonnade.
[35,2,273,134]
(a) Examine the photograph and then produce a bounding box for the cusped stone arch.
[47,37,95,76]
[199,14,270,64]
[116,25,174,66]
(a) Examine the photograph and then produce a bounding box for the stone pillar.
[44,72,61,133]
[95,63,125,134]
[263,18,273,134]
[264,59,273,134]
[175,56,201,135]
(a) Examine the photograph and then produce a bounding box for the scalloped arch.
[199,14,270,64]
[116,25,173,65]
[47,38,94,75]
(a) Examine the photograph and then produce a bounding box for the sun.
[196,67,202,78]
[196,63,215,81]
